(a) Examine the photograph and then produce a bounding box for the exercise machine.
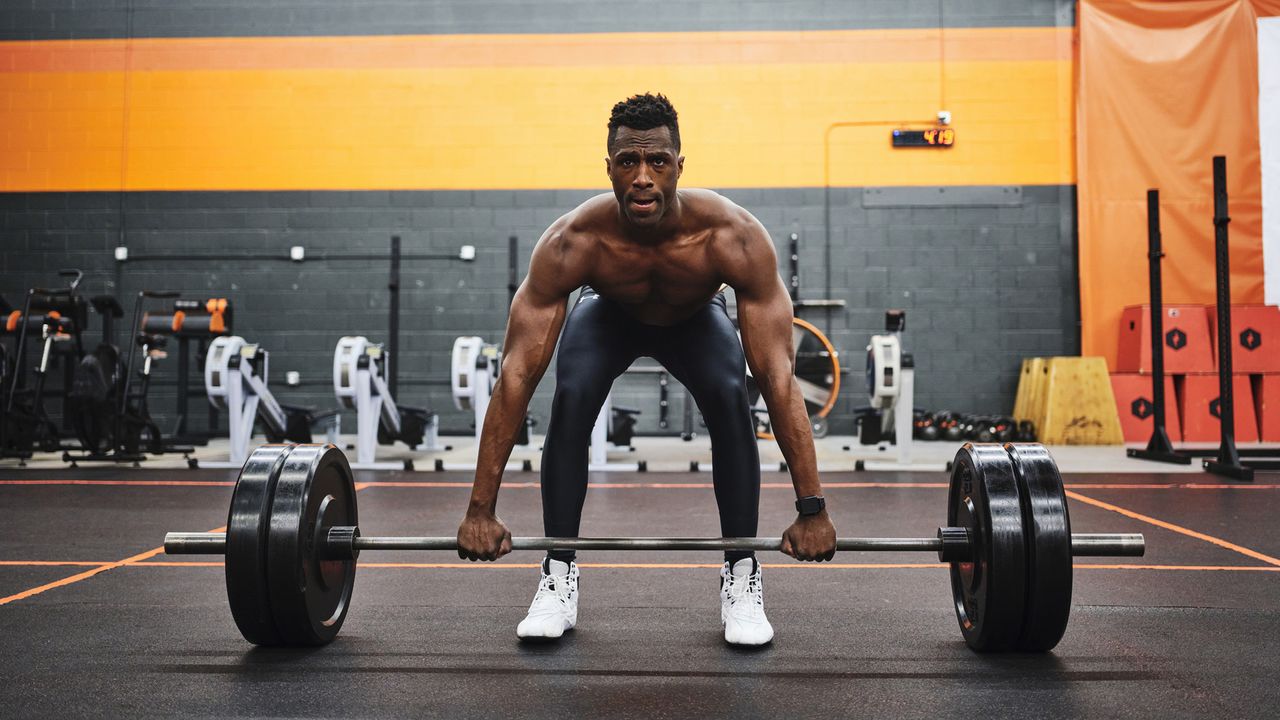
[199,335,339,468]
[850,310,945,471]
[448,335,641,472]
[2,271,88,461]
[139,296,234,444]
[332,336,440,470]
[64,291,196,464]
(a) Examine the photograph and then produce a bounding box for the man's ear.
[604,157,612,176]
[677,155,685,177]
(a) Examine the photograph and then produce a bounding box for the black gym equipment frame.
[1201,157,1279,478]
[1125,158,1280,476]
[1,271,89,462]
[1126,190,1191,465]
[116,235,471,411]
[63,290,198,465]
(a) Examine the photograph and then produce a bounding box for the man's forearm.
[467,376,537,514]
[758,372,823,498]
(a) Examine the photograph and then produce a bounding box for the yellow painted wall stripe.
[0,28,1074,192]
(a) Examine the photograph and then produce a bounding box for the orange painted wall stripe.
[0,29,1069,73]
[1065,490,1280,567]
[0,28,1074,192]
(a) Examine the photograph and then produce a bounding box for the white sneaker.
[516,558,579,640]
[720,557,774,646]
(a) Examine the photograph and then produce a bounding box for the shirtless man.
[456,93,837,646]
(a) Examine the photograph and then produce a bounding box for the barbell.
[163,442,1144,652]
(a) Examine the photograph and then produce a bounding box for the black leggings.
[541,288,761,564]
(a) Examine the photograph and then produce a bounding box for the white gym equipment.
[853,311,944,471]
[449,335,641,472]
[332,335,440,470]
[200,335,338,468]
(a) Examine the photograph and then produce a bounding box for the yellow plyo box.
[1014,357,1123,445]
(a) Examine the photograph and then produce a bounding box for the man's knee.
[700,371,749,409]
[551,373,611,417]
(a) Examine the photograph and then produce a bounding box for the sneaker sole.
[516,625,574,643]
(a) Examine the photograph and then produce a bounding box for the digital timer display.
[891,128,955,148]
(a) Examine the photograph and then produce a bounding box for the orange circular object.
[755,317,841,441]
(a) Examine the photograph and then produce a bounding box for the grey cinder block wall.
[0,0,1079,437]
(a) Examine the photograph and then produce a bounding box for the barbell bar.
[163,531,1144,559]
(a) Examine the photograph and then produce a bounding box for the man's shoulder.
[535,193,608,246]
[551,193,616,240]
[682,189,757,232]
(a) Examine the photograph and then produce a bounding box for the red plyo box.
[1180,373,1258,442]
[1116,305,1214,373]
[1255,375,1280,443]
[1110,373,1181,442]
[1206,304,1280,374]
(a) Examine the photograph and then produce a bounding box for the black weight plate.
[1005,443,1072,651]
[948,443,1027,652]
[225,444,293,646]
[266,444,358,646]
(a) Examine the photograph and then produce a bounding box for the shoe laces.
[723,566,764,614]
[530,570,574,612]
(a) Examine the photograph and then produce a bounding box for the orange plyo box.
[1109,374,1181,443]
[1255,375,1280,443]
[1206,305,1280,374]
[1116,305,1214,374]
[1180,374,1258,443]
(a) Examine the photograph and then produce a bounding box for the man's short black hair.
[607,93,680,153]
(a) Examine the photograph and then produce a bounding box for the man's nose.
[632,165,654,187]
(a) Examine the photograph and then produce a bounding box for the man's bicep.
[727,219,796,375]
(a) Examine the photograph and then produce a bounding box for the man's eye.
[622,159,635,167]
[652,158,665,166]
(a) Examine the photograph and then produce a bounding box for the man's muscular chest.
[585,231,726,321]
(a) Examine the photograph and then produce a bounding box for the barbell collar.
[165,529,1144,559]
[936,526,971,563]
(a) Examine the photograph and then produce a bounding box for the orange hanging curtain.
[1076,0,1280,367]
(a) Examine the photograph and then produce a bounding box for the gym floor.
[1,441,1277,719]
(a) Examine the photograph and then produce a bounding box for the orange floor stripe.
[0,560,112,567]
[0,547,167,605]
[1065,490,1280,567]
[0,525,227,606]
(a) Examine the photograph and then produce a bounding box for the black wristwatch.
[795,495,826,516]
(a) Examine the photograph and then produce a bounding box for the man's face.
[606,125,684,228]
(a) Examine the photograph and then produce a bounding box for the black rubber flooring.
[1,465,1278,719]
